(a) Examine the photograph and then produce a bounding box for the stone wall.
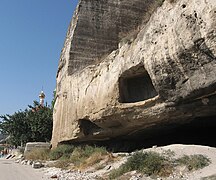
[51,0,216,147]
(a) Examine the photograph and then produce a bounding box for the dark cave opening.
[78,119,102,136]
[94,115,216,152]
[65,116,216,153]
[119,65,158,103]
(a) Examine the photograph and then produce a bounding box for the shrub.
[109,151,173,179]
[48,145,108,169]
[70,145,107,167]
[52,159,72,169]
[0,146,4,151]
[18,146,25,154]
[175,154,211,171]
[80,151,106,169]
[49,144,74,160]
[25,148,50,161]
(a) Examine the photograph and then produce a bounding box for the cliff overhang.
[51,0,216,147]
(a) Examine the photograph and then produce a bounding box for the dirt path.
[0,158,47,180]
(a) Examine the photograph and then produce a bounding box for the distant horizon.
[0,0,78,115]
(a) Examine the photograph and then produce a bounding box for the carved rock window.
[119,64,157,103]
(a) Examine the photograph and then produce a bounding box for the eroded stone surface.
[51,0,216,147]
[58,0,163,76]
[24,142,50,154]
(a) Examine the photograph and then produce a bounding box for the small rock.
[51,174,58,178]
[21,160,27,165]
[27,160,33,166]
[105,165,112,170]
[15,159,20,163]
[17,154,24,159]
[32,162,42,169]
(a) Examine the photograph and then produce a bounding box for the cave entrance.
[63,116,216,153]
[101,115,216,152]
[79,119,102,136]
[119,64,158,103]
[82,116,216,152]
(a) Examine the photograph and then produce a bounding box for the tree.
[27,101,53,142]
[0,101,53,146]
[0,110,30,146]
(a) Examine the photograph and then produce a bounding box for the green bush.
[70,145,107,166]
[0,146,4,151]
[175,154,211,171]
[49,144,74,160]
[18,147,25,154]
[48,145,108,169]
[109,150,211,179]
[109,151,172,179]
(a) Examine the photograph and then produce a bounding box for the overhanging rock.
[51,0,216,147]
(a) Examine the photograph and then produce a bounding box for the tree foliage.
[0,101,53,146]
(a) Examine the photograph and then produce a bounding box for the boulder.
[24,142,50,155]
[32,162,43,169]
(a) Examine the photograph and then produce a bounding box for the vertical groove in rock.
[51,0,216,147]
[65,0,163,75]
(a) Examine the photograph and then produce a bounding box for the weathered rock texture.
[62,0,164,75]
[51,0,216,147]
[24,142,50,154]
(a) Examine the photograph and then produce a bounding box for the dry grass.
[109,151,211,179]
[175,154,211,171]
[25,148,50,161]
[168,0,176,3]
[79,152,106,170]
[109,151,173,179]
[49,144,74,160]
[45,145,110,170]
[70,146,108,168]
[51,159,72,169]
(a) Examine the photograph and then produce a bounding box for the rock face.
[24,142,50,154]
[62,0,164,75]
[51,0,216,147]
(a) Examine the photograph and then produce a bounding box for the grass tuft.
[70,145,108,167]
[51,159,72,169]
[49,144,74,160]
[109,151,211,179]
[175,154,211,171]
[109,151,173,179]
[47,145,109,170]
[25,148,50,161]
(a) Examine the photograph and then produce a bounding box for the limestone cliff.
[51,0,216,147]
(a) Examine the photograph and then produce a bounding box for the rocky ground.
[2,144,216,180]
[38,144,216,180]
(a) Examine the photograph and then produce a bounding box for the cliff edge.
[51,0,216,147]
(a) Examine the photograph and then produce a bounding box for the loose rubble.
[2,144,216,179]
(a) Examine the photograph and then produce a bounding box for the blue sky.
[0,0,78,115]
